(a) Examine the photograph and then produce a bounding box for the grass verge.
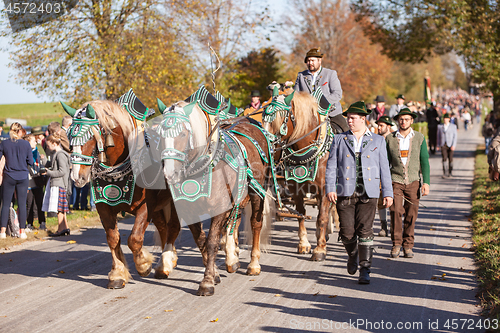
[472,145,500,325]
[0,209,102,250]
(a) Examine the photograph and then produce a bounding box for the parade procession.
[1,0,500,332]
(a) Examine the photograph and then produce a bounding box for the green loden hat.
[304,48,324,63]
[394,107,417,120]
[396,94,405,100]
[443,113,451,119]
[251,90,261,97]
[376,116,394,126]
[342,101,371,117]
[31,126,44,135]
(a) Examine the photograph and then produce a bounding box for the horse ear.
[272,86,279,97]
[284,91,295,106]
[183,100,197,116]
[60,102,76,117]
[157,98,167,114]
[86,104,96,119]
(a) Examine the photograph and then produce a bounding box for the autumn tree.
[0,0,197,106]
[286,0,393,107]
[352,0,500,113]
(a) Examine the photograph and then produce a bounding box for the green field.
[0,102,65,127]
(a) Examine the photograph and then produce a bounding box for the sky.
[0,0,287,106]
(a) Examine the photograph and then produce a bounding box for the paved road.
[0,125,484,333]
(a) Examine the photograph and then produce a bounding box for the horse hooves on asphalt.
[310,252,326,261]
[107,279,126,289]
[197,286,215,296]
[226,262,240,273]
[297,247,311,254]
[246,267,261,276]
[214,275,221,285]
[154,270,169,279]
[137,266,152,277]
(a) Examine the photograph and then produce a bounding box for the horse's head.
[62,100,132,187]
[156,99,207,184]
[262,86,294,137]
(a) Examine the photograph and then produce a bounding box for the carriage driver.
[294,48,349,134]
[325,101,393,284]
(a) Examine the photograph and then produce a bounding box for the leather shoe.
[403,248,414,258]
[390,246,401,258]
[51,229,70,237]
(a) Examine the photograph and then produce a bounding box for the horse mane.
[83,100,134,137]
[288,91,319,143]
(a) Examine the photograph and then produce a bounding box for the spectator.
[62,116,73,135]
[426,102,440,154]
[0,123,33,239]
[462,109,472,131]
[47,121,71,154]
[41,132,71,237]
[482,114,495,155]
[24,133,47,230]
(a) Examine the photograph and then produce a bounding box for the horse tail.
[260,188,275,253]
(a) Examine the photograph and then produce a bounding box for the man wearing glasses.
[386,108,430,259]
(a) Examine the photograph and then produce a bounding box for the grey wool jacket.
[45,149,70,190]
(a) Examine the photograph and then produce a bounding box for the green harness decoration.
[65,89,153,206]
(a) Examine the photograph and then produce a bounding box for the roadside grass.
[0,102,64,127]
[472,146,500,324]
[0,209,102,250]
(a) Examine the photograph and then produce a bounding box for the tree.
[0,0,196,106]
[216,47,283,107]
[287,0,393,107]
[351,0,500,113]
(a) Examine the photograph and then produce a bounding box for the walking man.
[294,48,348,133]
[386,108,430,258]
[437,113,458,178]
[388,94,407,119]
[326,101,393,284]
[375,116,394,237]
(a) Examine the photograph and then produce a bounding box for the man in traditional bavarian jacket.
[326,101,393,284]
[386,108,430,259]
[294,48,348,134]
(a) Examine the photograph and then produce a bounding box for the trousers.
[390,181,420,249]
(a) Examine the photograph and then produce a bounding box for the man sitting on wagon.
[294,47,348,134]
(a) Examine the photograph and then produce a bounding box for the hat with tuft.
[31,126,44,135]
[376,116,394,126]
[394,108,417,120]
[342,101,371,117]
[396,94,405,100]
[443,113,451,119]
[304,48,324,63]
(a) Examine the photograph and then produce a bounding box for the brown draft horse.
[62,100,207,289]
[263,91,333,261]
[157,100,274,296]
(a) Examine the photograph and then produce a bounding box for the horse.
[61,98,207,289]
[262,89,335,261]
[156,99,275,296]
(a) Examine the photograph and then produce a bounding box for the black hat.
[376,116,394,126]
[374,95,385,103]
[396,94,405,100]
[251,90,261,97]
[394,108,417,120]
[304,48,324,63]
[342,101,371,117]
[443,113,451,119]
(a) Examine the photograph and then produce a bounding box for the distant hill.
[0,102,65,127]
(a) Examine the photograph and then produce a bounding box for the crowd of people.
[0,116,95,239]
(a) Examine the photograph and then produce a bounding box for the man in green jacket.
[386,108,430,258]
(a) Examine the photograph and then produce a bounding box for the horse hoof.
[107,279,126,289]
[226,262,240,273]
[197,286,215,296]
[154,270,169,279]
[297,247,311,254]
[310,252,326,261]
[137,266,152,277]
[214,275,221,285]
[246,267,261,276]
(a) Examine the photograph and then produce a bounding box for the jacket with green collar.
[386,131,430,185]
